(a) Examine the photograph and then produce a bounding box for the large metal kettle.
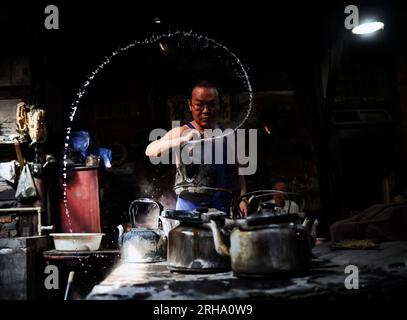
[163,207,231,273]
[117,198,166,263]
[209,191,314,277]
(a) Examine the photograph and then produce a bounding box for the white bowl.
[50,233,105,251]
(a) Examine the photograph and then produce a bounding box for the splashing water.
[62,30,253,241]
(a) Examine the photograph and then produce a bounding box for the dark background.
[1,0,406,238]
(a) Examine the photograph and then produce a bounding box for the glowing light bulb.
[352,21,384,35]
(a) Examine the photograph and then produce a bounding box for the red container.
[59,166,101,233]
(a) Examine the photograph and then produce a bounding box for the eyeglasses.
[192,102,219,111]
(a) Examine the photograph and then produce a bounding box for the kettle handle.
[128,198,164,227]
[246,213,301,226]
[128,198,163,216]
[236,190,296,216]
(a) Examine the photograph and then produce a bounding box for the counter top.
[87,241,407,300]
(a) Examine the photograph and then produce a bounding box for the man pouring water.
[146,81,248,216]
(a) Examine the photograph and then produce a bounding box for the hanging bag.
[15,164,38,200]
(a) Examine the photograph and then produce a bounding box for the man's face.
[274,182,286,192]
[188,86,219,129]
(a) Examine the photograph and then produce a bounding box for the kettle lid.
[246,213,301,227]
[163,207,227,223]
[163,209,203,223]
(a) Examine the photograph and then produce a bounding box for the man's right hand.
[146,125,195,157]
[180,129,195,144]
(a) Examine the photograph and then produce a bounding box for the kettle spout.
[117,224,124,237]
[117,224,124,247]
[302,218,311,228]
[310,219,319,240]
[209,220,230,257]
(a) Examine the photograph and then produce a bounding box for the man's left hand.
[239,200,249,217]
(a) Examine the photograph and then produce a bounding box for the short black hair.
[188,80,219,99]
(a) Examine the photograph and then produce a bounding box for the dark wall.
[2,1,407,237]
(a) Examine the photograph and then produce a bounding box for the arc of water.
[62,30,253,234]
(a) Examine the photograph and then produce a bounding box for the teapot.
[117,198,166,263]
[163,207,231,273]
[209,191,316,277]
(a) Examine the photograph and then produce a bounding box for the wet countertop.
[86,241,407,300]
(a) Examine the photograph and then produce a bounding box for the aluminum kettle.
[210,213,313,276]
[118,198,166,263]
[209,190,316,277]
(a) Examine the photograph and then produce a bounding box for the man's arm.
[238,174,249,217]
[145,126,193,157]
[239,175,247,196]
